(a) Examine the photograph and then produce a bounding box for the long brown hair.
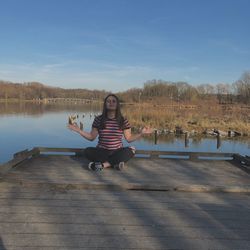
[100,94,125,129]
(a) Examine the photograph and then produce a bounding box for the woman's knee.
[127,146,136,156]
[120,147,135,160]
[128,146,135,155]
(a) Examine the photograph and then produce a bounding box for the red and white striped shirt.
[92,115,131,150]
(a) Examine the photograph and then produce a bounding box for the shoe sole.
[115,162,125,171]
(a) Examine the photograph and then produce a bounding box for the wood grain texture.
[0,153,250,249]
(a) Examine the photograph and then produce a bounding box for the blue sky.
[0,0,249,91]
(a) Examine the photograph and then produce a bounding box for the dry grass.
[122,103,250,135]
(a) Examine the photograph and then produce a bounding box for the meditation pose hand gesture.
[68,94,153,171]
[141,126,154,135]
[68,123,81,133]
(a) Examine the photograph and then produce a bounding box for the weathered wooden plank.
[13,149,29,158]
[1,196,250,216]
[1,191,250,207]
[1,186,250,208]
[1,189,249,208]
[0,190,250,208]
[1,222,250,238]
[0,212,250,234]
[1,212,249,225]
[3,177,250,192]
[1,214,250,232]
[0,200,250,219]
[38,147,83,153]
[1,205,249,218]
[0,196,202,209]
[5,168,246,182]
[4,171,246,184]
[0,204,249,220]
[132,150,233,157]
[0,226,250,245]
[5,212,247,225]
[1,233,250,249]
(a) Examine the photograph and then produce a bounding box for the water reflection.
[0,102,249,164]
[0,101,102,116]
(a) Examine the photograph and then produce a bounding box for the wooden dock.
[0,148,250,249]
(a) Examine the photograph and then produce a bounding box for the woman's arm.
[68,124,98,141]
[124,127,153,143]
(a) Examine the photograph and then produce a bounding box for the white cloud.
[209,39,250,55]
[0,61,152,91]
[0,60,202,91]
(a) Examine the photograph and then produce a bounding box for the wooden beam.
[13,149,29,158]
[1,147,236,175]
[36,147,234,160]
[232,154,250,173]
[38,147,83,153]
[136,150,233,157]
[0,148,40,175]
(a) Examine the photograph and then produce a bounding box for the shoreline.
[1,99,249,137]
[132,127,250,138]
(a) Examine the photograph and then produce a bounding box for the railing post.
[154,130,158,145]
[185,132,189,148]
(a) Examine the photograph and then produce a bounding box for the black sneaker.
[114,161,125,171]
[88,162,103,171]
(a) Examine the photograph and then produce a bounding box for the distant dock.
[42,98,98,104]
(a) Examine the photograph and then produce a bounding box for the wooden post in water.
[154,130,158,145]
[80,122,83,131]
[185,132,189,148]
[217,133,221,149]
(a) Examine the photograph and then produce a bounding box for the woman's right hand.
[67,123,81,133]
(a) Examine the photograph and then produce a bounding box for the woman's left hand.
[141,126,154,135]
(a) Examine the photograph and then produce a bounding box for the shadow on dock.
[0,148,250,249]
[0,236,6,250]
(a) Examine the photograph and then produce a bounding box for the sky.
[0,0,249,91]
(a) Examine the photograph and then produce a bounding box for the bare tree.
[233,71,250,104]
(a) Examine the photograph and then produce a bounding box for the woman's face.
[105,96,118,111]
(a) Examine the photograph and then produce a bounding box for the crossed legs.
[84,147,135,168]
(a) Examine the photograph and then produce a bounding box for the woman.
[68,94,152,171]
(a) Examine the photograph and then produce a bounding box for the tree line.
[0,71,249,104]
[0,81,108,101]
[119,71,250,104]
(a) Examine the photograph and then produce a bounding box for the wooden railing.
[0,148,39,175]
[1,147,249,175]
[36,147,235,160]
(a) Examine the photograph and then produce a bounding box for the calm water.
[0,102,249,164]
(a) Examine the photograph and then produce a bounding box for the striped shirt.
[92,115,131,150]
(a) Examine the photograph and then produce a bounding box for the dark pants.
[84,147,135,166]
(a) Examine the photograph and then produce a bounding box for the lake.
[0,102,249,164]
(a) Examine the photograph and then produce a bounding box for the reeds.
[122,103,250,135]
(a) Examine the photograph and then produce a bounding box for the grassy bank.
[122,103,250,136]
[1,99,249,136]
